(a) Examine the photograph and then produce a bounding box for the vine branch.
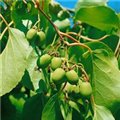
[59,31,79,43]
[66,32,109,42]
[78,66,89,82]
[114,39,120,56]
[32,0,64,41]
[41,0,44,10]
[0,14,9,27]
[65,42,92,52]
[32,0,92,52]
[0,21,13,40]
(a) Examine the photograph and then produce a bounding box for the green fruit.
[52,68,65,84]
[78,79,83,86]
[35,31,46,47]
[66,70,79,85]
[26,29,37,42]
[37,54,51,68]
[80,82,92,97]
[51,57,62,70]
[73,85,80,94]
[64,83,75,93]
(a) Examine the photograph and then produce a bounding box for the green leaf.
[54,18,71,32]
[87,27,119,52]
[82,42,120,112]
[49,1,71,20]
[74,6,119,33]
[118,56,120,70]
[41,93,63,120]
[0,27,29,96]
[118,12,120,21]
[22,93,47,120]
[1,95,16,120]
[69,100,80,113]
[21,46,41,91]
[75,0,107,13]
[114,108,120,120]
[60,99,72,120]
[36,79,48,94]
[11,0,38,26]
[94,105,115,120]
[68,46,85,63]
[102,35,119,52]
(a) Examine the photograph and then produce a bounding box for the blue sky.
[56,0,120,13]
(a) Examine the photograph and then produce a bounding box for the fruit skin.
[26,29,37,42]
[66,70,79,85]
[79,82,92,97]
[63,83,75,93]
[73,85,80,94]
[51,57,62,70]
[52,68,65,84]
[37,54,51,68]
[35,31,46,47]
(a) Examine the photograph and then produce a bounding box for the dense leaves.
[23,93,48,120]
[1,0,120,120]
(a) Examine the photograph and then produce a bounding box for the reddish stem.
[78,66,89,82]
[60,31,79,43]
[41,0,44,10]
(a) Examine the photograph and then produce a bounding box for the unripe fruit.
[51,57,62,70]
[79,82,92,97]
[66,70,79,85]
[35,31,46,47]
[65,83,75,93]
[37,54,51,68]
[26,29,37,42]
[52,68,65,84]
[73,85,80,94]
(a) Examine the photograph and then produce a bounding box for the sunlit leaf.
[0,27,29,96]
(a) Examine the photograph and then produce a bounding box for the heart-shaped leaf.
[74,6,119,33]
[0,27,29,96]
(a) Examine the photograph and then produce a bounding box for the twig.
[114,39,120,56]
[65,32,109,42]
[65,42,92,52]
[41,0,44,10]
[80,34,109,42]
[78,66,89,82]
[0,21,13,40]
[116,47,120,59]
[91,94,95,109]
[33,19,40,28]
[22,0,27,5]
[32,1,93,52]
[32,1,64,41]
[61,82,67,91]
[60,31,79,43]
[0,14,9,27]
[65,32,79,37]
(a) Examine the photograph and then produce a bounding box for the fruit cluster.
[26,28,92,98]
[37,54,92,98]
[26,28,46,48]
